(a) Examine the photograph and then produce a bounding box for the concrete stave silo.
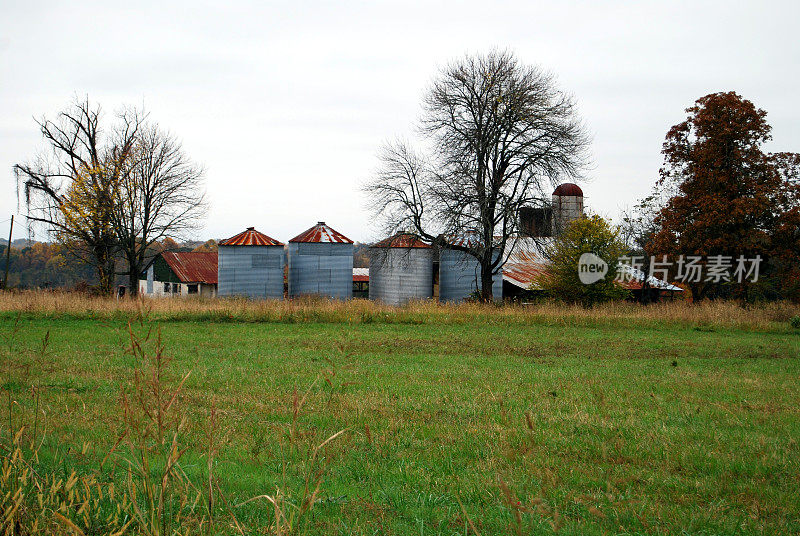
[368,234,433,306]
[551,183,584,236]
[288,222,353,300]
[217,227,285,299]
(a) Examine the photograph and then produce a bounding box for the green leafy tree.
[541,214,630,305]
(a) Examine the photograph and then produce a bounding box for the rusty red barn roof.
[502,262,550,290]
[553,183,584,197]
[290,222,353,243]
[219,227,284,246]
[161,251,218,284]
[370,233,431,248]
[353,268,369,282]
[501,258,683,292]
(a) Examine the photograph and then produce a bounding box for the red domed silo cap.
[553,183,583,197]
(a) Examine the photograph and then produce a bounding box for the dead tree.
[14,98,141,294]
[366,51,590,301]
[113,124,206,296]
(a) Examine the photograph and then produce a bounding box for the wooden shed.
[139,251,218,297]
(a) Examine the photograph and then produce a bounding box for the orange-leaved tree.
[649,92,800,301]
[14,98,141,294]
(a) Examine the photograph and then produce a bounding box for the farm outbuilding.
[368,234,433,306]
[499,236,684,302]
[501,234,563,300]
[438,234,502,303]
[139,251,217,297]
[217,227,285,299]
[288,222,353,300]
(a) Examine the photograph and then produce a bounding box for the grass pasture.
[1,293,799,534]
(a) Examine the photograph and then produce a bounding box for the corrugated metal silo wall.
[217,245,285,299]
[439,249,503,302]
[368,248,433,306]
[287,242,354,299]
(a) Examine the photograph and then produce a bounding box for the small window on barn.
[173,283,181,294]
[252,254,269,268]
[187,284,198,294]
[164,282,170,293]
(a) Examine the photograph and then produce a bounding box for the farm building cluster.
[139,184,681,304]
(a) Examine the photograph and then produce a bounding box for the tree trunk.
[96,255,114,296]
[641,282,652,304]
[480,256,494,303]
[124,250,141,298]
[690,282,709,302]
[128,269,139,297]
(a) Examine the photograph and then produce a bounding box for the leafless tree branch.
[365,51,590,300]
[113,123,207,296]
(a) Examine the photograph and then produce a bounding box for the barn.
[139,251,218,297]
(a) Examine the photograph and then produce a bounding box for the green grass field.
[1,307,799,534]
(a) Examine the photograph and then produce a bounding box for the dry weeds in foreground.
[0,312,346,535]
[0,290,798,332]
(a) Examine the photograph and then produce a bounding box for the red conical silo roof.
[219,227,284,246]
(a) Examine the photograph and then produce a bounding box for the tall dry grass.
[0,290,797,332]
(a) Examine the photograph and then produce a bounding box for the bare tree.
[14,98,141,294]
[113,124,206,296]
[366,51,590,300]
[618,194,664,303]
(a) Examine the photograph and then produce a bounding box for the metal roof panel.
[502,262,549,290]
[289,222,353,243]
[370,233,431,249]
[352,267,369,282]
[161,251,218,284]
[219,227,284,247]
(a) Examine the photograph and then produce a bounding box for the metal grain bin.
[439,247,503,303]
[288,222,354,300]
[368,234,433,306]
[217,227,285,299]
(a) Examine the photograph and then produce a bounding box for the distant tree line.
[0,238,216,290]
[0,241,97,289]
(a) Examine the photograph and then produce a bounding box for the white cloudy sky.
[1,1,798,243]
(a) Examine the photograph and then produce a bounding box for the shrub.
[539,214,631,306]
[791,316,800,329]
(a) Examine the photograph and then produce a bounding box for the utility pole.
[2,215,13,290]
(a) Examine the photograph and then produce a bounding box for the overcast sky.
[1,1,798,243]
